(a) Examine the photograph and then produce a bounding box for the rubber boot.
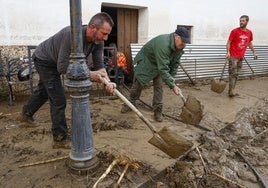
[154,106,163,122]
[228,77,237,97]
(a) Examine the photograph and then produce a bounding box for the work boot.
[228,77,239,97]
[121,101,136,113]
[52,134,71,149]
[16,113,39,127]
[228,92,234,97]
[121,104,131,113]
[228,90,239,97]
[154,107,163,122]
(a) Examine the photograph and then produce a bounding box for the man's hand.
[172,85,182,95]
[90,69,116,94]
[90,70,106,83]
[90,68,110,83]
[253,52,258,60]
[105,81,116,94]
[226,52,230,59]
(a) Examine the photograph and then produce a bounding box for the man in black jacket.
[17,12,116,149]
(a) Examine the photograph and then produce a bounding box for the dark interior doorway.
[101,7,117,47]
[101,6,138,78]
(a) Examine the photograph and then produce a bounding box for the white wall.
[0,0,70,45]
[0,0,267,46]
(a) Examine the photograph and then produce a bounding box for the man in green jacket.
[121,27,189,122]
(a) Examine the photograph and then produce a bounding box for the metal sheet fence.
[130,43,268,82]
[177,45,268,81]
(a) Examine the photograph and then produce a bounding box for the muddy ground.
[0,76,268,188]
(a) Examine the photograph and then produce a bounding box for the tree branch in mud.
[115,163,129,187]
[18,155,69,168]
[195,146,246,188]
[93,159,120,188]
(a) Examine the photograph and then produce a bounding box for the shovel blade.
[211,79,227,93]
[148,126,193,159]
[180,95,204,125]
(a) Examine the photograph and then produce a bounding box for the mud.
[0,77,268,188]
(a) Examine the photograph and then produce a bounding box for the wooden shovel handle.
[101,77,157,133]
[178,91,187,104]
[220,59,228,81]
[179,64,195,85]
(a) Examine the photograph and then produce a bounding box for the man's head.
[240,15,249,29]
[174,27,190,49]
[86,12,114,44]
[108,43,117,56]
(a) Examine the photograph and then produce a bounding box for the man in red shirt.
[226,15,258,97]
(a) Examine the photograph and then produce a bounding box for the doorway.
[101,6,138,77]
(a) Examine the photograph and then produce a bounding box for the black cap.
[109,43,117,48]
[175,27,190,43]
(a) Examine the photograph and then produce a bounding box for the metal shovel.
[102,78,193,159]
[178,91,204,126]
[211,60,228,93]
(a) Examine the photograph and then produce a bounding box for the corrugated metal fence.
[130,44,268,82]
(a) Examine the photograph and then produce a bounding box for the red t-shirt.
[228,27,253,58]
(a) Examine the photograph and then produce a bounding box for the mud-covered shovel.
[211,60,228,93]
[178,91,204,126]
[102,78,193,159]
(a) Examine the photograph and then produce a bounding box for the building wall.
[0,0,267,46]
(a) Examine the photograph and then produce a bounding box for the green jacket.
[133,33,184,89]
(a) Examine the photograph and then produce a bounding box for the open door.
[101,6,138,79]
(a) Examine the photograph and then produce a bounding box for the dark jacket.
[33,25,104,74]
[133,33,184,89]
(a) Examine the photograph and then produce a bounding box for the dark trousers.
[130,74,163,110]
[22,57,67,140]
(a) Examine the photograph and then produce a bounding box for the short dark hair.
[88,12,114,28]
[240,15,249,22]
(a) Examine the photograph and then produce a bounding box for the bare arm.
[90,68,109,82]
[90,68,116,94]
[248,42,258,60]
[226,40,231,59]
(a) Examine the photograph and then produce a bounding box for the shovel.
[102,78,193,159]
[178,91,204,126]
[211,59,228,93]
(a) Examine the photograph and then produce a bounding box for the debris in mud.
[91,108,135,132]
[0,78,268,188]
[141,101,268,188]
[84,149,155,188]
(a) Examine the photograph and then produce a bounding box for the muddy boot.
[52,134,71,149]
[228,89,235,97]
[154,107,163,122]
[16,113,39,127]
[228,77,238,97]
[121,104,131,113]
[121,101,135,113]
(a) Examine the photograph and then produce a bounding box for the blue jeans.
[22,57,67,141]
